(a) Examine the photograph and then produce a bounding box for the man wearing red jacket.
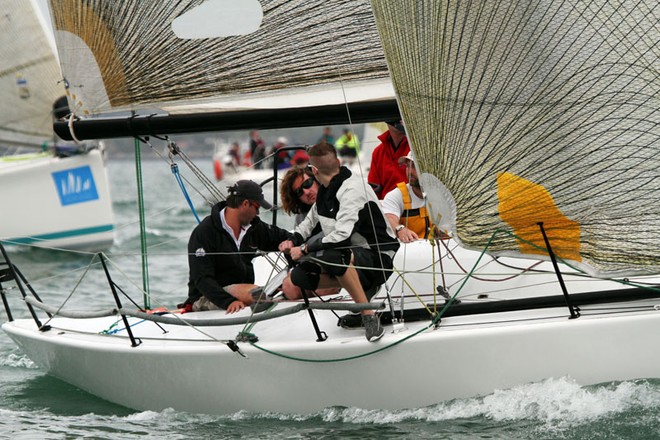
[367,120,410,199]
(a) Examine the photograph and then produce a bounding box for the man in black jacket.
[181,180,292,314]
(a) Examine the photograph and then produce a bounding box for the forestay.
[371,0,660,276]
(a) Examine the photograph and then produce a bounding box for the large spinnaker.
[371,0,660,276]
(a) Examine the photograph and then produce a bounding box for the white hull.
[3,241,659,414]
[4,298,660,414]
[0,149,114,251]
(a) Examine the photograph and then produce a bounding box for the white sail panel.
[171,0,264,38]
[371,0,660,275]
[0,0,63,147]
[48,0,393,117]
[163,79,395,114]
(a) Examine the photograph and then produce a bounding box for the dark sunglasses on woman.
[295,177,315,198]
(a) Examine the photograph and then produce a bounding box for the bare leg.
[316,287,342,296]
[335,266,373,316]
[281,276,302,300]
[298,251,371,314]
[283,275,341,300]
[315,274,341,289]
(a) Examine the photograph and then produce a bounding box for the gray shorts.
[191,296,221,312]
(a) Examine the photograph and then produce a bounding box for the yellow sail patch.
[497,172,581,262]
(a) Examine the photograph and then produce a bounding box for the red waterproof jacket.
[367,131,410,199]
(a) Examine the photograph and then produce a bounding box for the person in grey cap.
[179,180,292,314]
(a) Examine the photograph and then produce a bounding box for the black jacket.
[184,202,292,309]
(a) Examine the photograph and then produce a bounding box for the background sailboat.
[0,0,114,251]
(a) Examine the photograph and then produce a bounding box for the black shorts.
[305,247,394,291]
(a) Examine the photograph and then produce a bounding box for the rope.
[246,231,511,363]
[19,229,660,364]
[67,114,81,144]
[171,163,201,224]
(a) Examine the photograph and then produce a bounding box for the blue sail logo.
[52,166,100,206]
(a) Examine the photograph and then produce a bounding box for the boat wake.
[202,377,660,429]
[0,351,37,369]
[2,373,659,438]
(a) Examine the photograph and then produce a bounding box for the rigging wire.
[312,1,402,322]
[170,162,201,224]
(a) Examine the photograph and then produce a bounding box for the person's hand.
[289,246,304,261]
[278,240,294,252]
[226,300,246,314]
[397,227,419,243]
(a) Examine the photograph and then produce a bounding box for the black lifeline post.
[0,242,49,328]
[537,222,580,319]
[300,289,328,342]
[99,253,142,347]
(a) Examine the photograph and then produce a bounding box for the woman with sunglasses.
[280,166,318,224]
[279,167,340,300]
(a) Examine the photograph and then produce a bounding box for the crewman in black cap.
[181,180,292,314]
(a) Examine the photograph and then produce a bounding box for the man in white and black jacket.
[278,143,400,342]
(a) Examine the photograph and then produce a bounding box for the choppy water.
[1,158,660,439]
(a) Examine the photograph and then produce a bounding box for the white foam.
[121,407,222,426]
[16,377,654,433]
[479,377,660,426]
[254,377,660,429]
[0,352,37,369]
[124,409,168,422]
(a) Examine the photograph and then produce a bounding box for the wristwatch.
[300,243,308,254]
[396,225,405,235]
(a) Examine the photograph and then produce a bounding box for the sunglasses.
[294,177,315,198]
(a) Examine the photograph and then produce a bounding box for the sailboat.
[2,0,659,415]
[0,0,114,251]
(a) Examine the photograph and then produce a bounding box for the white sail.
[46,0,660,274]
[0,0,64,147]
[370,0,660,276]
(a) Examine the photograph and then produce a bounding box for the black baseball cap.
[386,120,406,134]
[229,180,273,210]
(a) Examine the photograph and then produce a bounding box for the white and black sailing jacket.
[292,167,399,259]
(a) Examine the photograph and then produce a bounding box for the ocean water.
[2,157,660,439]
